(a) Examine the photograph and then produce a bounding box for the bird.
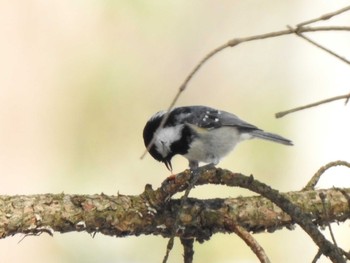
[143,105,293,171]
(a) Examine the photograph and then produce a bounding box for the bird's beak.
[164,160,173,172]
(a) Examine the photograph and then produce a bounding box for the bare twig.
[162,236,175,263]
[312,245,349,263]
[303,160,350,191]
[276,93,350,118]
[300,26,350,32]
[226,219,271,263]
[319,192,350,260]
[312,249,323,263]
[319,193,339,247]
[297,5,350,27]
[171,25,350,113]
[165,6,350,117]
[181,238,195,263]
[291,25,350,65]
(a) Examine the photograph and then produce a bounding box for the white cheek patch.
[154,125,184,157]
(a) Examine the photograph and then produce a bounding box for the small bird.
[143,106,292,171]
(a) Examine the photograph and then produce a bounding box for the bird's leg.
[186,162,216,188]
[188,160,199,171]
[187,161,201,188]
[189,162,215,176]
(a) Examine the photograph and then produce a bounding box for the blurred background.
[1,1,350,262]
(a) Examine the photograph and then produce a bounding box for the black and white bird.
[143,106,292,171]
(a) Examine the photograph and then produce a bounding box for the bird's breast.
[184,126,248,164]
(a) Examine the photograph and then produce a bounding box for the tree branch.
[225,219,271,263]
[1,168,350,261]
[181,238,195,263]
[303,160,350,191]
[297,5,350,27]
[275,93,350,118]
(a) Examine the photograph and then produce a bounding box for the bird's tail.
[250,130,293,146]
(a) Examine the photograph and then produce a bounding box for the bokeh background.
[1,1,350,262]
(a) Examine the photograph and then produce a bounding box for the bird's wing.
[170,106,258,131]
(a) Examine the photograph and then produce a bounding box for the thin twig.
[297,5,350,27]
[181,238,195,263]
[303,161,350,191]
[319,193,339,247]
[322,189,350,261]
[312,249,323,263]
[226,219,271,263]
[301,26,350,32]
[319,192,349,260]
[225,26,350,47]
[276,93,350,118]
[292,26,350,65]
[162,236,175,263]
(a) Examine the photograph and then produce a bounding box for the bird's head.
[143,111,180,171]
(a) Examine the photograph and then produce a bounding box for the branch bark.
[1,172,349,240]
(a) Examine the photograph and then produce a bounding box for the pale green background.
[1,1,350,262]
